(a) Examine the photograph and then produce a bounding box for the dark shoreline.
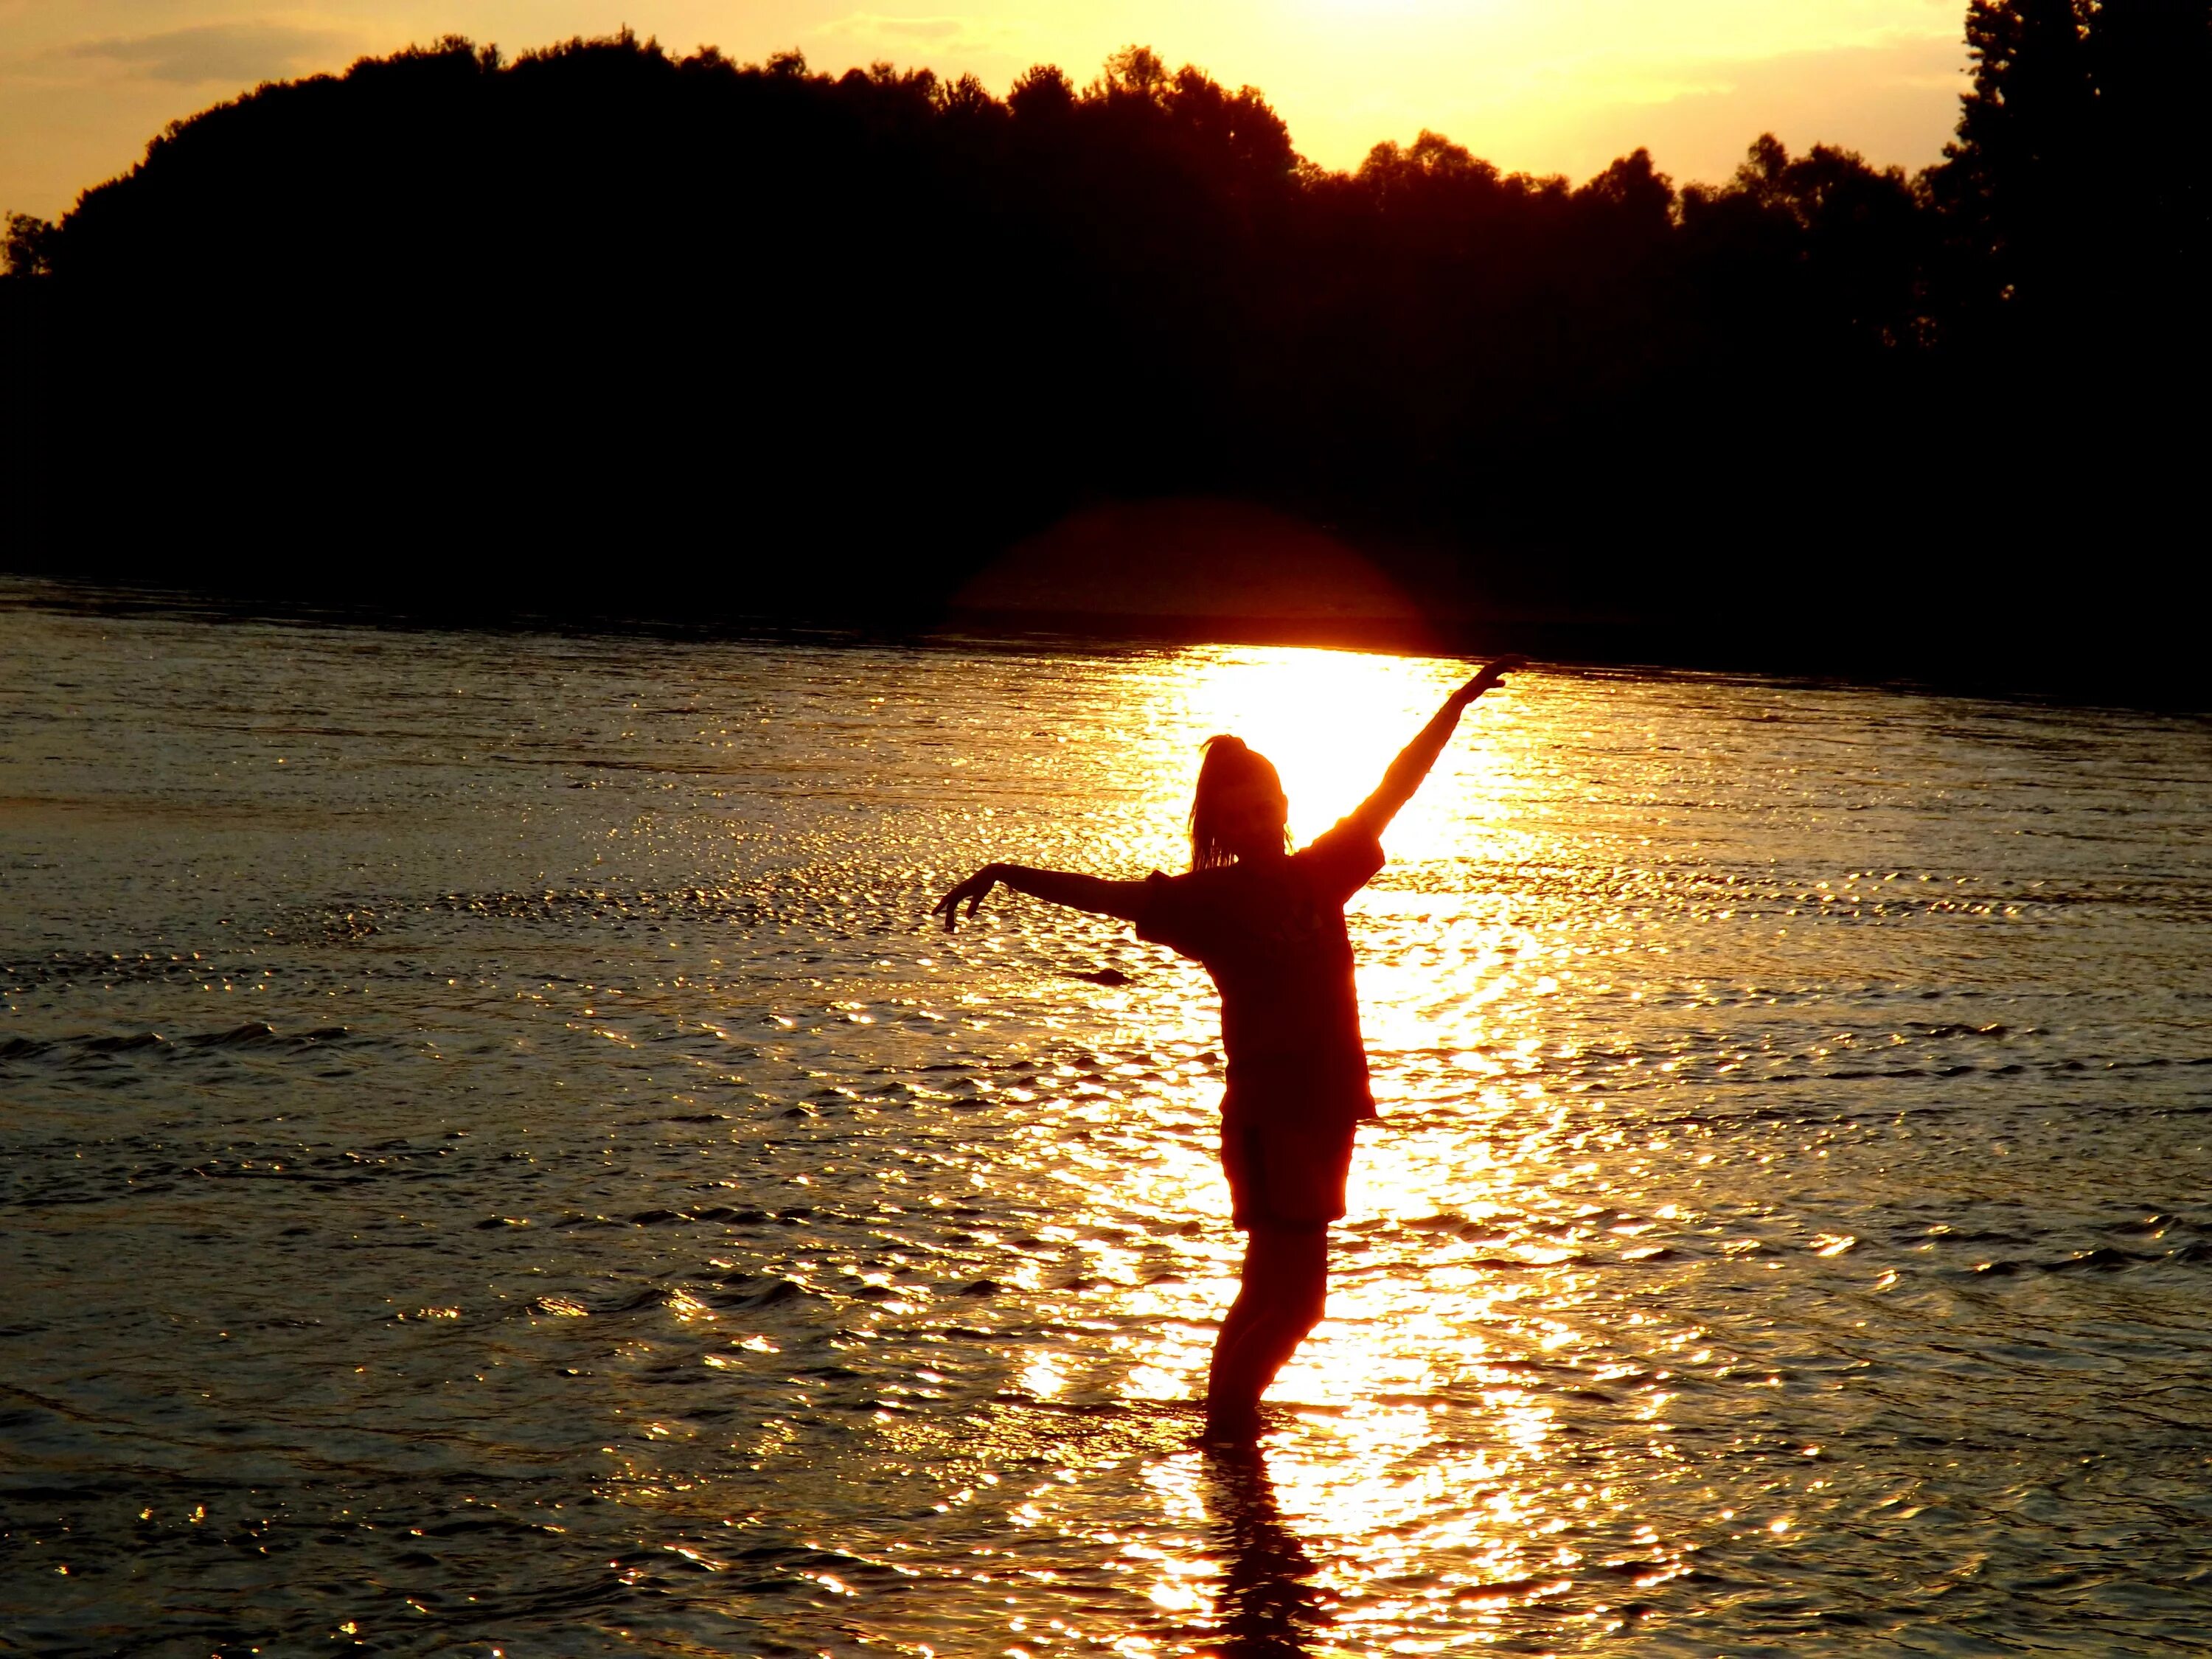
[7,18,2202,684]
[7,573,2204,716]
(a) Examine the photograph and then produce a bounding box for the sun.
[1158,644,1489,860]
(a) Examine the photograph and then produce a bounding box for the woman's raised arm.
[933,863,1150,933]
[1346,655,1526,840]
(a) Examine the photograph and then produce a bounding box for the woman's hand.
[1353,655,1536,838]
[1454,654,1528,704]
[933,864,1004,932]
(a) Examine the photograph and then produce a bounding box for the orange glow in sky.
[1,1,1969,220]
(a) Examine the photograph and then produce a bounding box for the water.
[3,582,2210,1658]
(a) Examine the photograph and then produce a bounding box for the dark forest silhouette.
[1,3,2205,682]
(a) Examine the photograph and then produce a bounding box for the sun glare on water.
[1071,644,1607,1640]
[1143,643,1522,863]
[13,607,2212,1657]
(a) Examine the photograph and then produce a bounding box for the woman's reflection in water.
[1200,1444,1326,1657]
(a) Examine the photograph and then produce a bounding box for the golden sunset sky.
[1,0,1970,220]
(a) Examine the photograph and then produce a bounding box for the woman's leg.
[1206,1224,1328,1437]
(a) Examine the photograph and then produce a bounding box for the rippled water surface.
[4,584,2211,1658]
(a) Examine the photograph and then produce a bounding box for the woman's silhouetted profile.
[934,656,1526,1439]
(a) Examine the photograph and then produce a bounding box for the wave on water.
[4,608,2211,1655]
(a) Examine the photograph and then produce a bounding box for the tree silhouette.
[0,9,2202,686]
[2087,0,2210,313]
[1935,0,2210,344]
[2,212,56,279]
[1940,0,2097,325]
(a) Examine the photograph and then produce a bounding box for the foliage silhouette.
[1,6,2204,673]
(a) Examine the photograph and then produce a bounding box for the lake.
[3,582,2209,1656]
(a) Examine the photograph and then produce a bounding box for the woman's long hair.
[1190,735,1290,871]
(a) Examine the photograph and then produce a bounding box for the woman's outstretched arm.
[933,863,1150,932]
[1347,655,1526,839]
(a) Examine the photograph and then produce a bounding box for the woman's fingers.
[1465,654,1527,695]
[934,872,992,931]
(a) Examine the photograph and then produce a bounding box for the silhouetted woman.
[933,657,1525,1439]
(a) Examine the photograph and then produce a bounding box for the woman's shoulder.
[1135,863,1248,954]
[1296,816,1383,859]
[1148,860,1253,889]
[1293,816,1386,897]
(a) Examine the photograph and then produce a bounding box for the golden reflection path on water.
[986,647,1679,1653]
[5,601,2212,1658]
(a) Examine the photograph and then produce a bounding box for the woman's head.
[1190,735,1290,869]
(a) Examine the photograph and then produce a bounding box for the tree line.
[1,3,2204,665]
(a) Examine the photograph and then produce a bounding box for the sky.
[1,0,1972,222]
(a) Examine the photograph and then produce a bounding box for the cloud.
[818,14,967,44]
[807,12,1028,66]
[1562,32,1970,183]
[64,21,352,86]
